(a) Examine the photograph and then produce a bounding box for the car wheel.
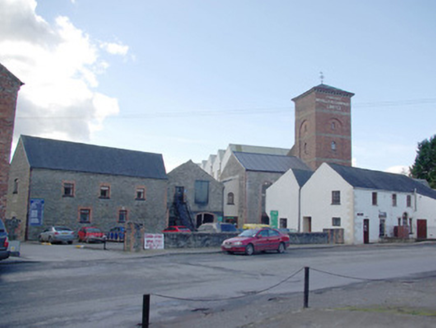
[68,241,73,245]
[226,251,234,255]
[277,242,286,254]
[245,244,254,256]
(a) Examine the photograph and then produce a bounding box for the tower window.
[331,141,337,151]
[331,122,336,130]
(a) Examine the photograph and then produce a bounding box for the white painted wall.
[266,169,301,231]
[301,163,355,243]
[416,194,436,239]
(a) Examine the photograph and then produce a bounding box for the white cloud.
[385,166,410,175]
[100,41,129,56]
[0,0,128,145]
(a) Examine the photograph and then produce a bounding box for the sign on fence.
[144,234,164,250]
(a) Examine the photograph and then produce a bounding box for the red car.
[78,226,106,243]
[221,228,290,255]
[162,226,191,233]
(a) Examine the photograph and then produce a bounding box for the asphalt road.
[1,242,436,327]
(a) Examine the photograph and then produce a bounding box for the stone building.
[220,150,310,228]
[0,64,23,221]
[6,135,168,240]
[167,160,224,230]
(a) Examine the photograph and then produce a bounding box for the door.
[303,217,312,232]
[267,229,281,250]
[417,219,427,239]
[255,230,270,251]
[363,219,370,244]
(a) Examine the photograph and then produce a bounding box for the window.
[407,195,412,207]
[332,191,341,205]
[331,141,336,151]
[409,218,413,234]
[332,217,341,227]
[372,192,378,206]
[195,180,209,204]
[392,194,397,206]
[100,185,110,199]
[63,182,75,197]
[227,192,234,205]
[280,218,287,229]
[13,178,18,194]
[118,209,128,223]
[331,122,336,130]
[79,208,91,223]
[136,187,145,200]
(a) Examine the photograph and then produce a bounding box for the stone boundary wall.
[163,231,330,249]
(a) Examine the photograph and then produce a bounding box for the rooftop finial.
[320,71,324,84]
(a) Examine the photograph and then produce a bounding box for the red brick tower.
[289,84,354,170]
[0,64,23,219]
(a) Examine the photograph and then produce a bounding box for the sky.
[1,0,435,174]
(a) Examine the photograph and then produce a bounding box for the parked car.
[197,222,238,233]
[39,226,75,244]
[242,223,270,230]
[107,226,125,242]
[78,227,106,243]
[0,220,10,261]
[221,228,290,255]
[162,226,191,233]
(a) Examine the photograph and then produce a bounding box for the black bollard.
[304,267,310,308]
[143,294,150,327]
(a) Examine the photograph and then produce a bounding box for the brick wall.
[0,64,23,220]
[292,86,353,170]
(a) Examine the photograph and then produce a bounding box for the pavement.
[4,241,436,327]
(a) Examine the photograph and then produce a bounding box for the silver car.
[39,226,75,244]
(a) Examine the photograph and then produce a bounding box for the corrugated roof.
[329,163,436,199]
[229,144,289,156]
[234,152,311,173]
[21,135,167,180]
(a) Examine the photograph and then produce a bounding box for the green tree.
[409,134,436,189]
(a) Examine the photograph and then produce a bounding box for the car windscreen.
[87,228,101,233]
[239,229,259,237]
[55,227,72,231]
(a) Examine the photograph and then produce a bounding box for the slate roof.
[329,163,436,200]
[292,169,313,187]
[233,152,311,173]
[21,135,167,180]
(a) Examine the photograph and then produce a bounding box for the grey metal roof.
[329,163,436,199]
[233,152,311,173]
[21,135,167,180]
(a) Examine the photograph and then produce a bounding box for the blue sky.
[1,0,435,173]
